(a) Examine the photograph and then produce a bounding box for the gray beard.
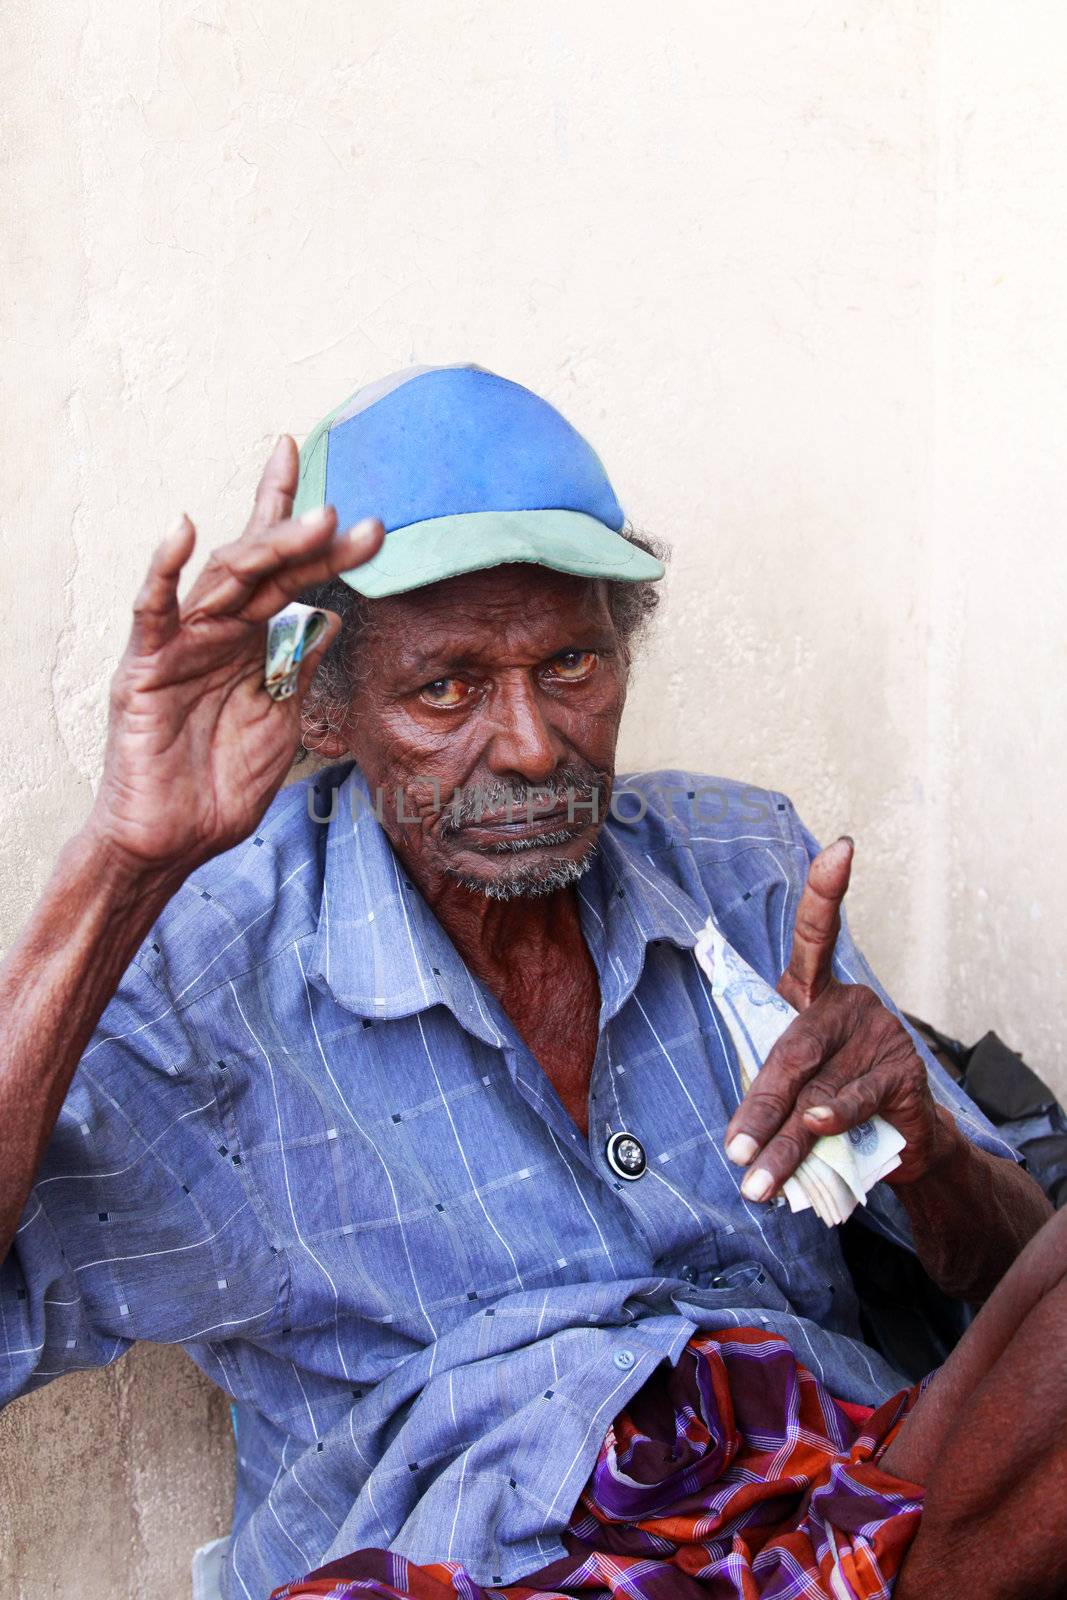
[447,837,597,901]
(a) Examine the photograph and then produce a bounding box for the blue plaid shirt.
[1,764,1013,1595]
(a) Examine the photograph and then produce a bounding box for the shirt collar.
[305,764,710,1037]
[575,818,712,1025]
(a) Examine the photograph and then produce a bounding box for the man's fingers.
[242,435,299,539]
[185,513,383,622]
[723,1012,831,1161]
[800,1070,885,1135]
[183,505,342,615]
[734,1039,877,1198]
[777,836,854,1009]
[737,1107,817,1201]
[723,996,860,1162]
[237,518,384,622]
[802,1018,930,1141]
[724,987,897,1200]
[129,515,196,655]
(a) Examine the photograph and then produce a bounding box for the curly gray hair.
[295,528,669,758]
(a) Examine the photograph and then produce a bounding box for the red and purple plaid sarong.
[271,1328,926,1600]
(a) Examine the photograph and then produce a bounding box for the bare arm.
[0,835,185,1255]
[892,1102,1051,1302]
[0,436,383,1262]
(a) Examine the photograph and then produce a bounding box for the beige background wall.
[2,0,1065,1594]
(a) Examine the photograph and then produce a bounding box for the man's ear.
[299,709,351,761]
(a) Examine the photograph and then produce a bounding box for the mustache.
[440,764,611,831]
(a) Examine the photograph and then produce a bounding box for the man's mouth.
[458,805,583,846]
[440,769,607,839]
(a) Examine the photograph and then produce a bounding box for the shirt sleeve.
[0,955,280,1408]
[783,802,1021,1250]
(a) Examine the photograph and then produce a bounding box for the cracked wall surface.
[2,0,1065,1594]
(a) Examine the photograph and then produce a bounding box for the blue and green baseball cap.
[292,364,664,598]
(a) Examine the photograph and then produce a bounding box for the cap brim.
[338,509,665,598]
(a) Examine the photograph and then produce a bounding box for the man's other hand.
[723,837,956,1202]
[85,436,383,875]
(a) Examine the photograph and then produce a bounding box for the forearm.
[893,1105,1053,1303]
[0,826,184,1259]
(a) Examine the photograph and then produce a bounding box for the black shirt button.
[679,1264,699,1284]
[605,1131,647,1181]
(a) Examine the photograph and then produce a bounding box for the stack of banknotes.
[694,917,905,1226]
[264,602,329,701]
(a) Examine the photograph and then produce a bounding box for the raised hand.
[85,436,383,875]
[723,837,954,1201]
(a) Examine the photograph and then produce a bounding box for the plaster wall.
[1,1,1064,1594]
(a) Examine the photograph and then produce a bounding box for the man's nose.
[485,673,566,783]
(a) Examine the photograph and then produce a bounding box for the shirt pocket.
[670,1255,793,1316]
[654,1227,788,1302]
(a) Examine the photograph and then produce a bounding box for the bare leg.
[881,1205,1067,1598]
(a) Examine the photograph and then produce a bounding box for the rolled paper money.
[694,916,905,1227]
[264,602,329,702]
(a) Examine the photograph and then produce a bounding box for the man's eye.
[545,650,598,681]
[419,677,470,708]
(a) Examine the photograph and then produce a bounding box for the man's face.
[343,563,628,900]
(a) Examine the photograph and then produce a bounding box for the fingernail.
[804,1105,834,1123]
[299,505,332,529]
[346,516,383,540]
[836,834,854,850]
[270,434,288,459]
[726,1134,759,1165]
[741,1167,774,1202]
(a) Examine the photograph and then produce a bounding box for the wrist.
[887,1103,964,1188]
[66,817,190,914]
[76,810,196,901]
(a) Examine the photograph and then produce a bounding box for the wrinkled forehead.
[363,563,617,675]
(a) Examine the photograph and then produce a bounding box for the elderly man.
[0,366,1062,1600]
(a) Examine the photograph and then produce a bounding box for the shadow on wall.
[0,1343,233,1599]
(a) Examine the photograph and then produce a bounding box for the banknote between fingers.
[265,602,329,702]
[694,917,905,1226]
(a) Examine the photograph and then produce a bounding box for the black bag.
[908,1014,1067,1209]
